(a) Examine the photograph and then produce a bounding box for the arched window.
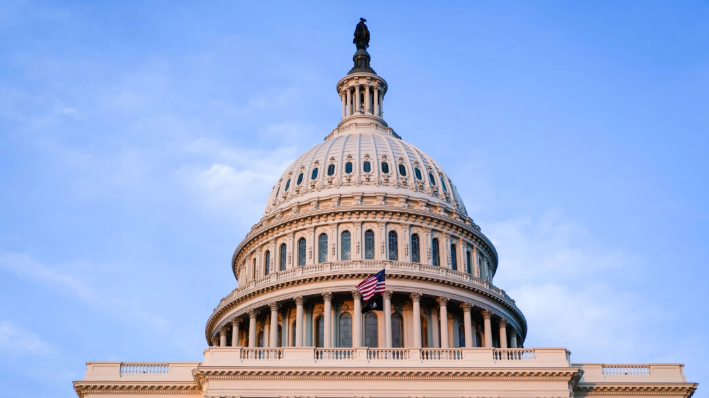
[280,244,287,271]
[327,164,335,176]
[391,313,403,348]
[398,164,406,176]
[315,316,324,347]
[311,168,319,180]
[459,323,465,348]
[450,245,457,271]
[364,230,375,260]
[318,233,328,263]
[421,315,429,348]
[411,234,420,263]
[284,179,291,191]
[341,231,351,260]
[428,172,436,185]
[388,231,398,261]
[363,161,371,173]
[297,173,303,185]
[252,258,256,279]
[432,239,440,266]
[381,162,389,174]
[345,162,353,174]
[466,251,472,274]
[298,238,306,266]
[264,251,271,275]
[339,313,352,347]
[364,312,378,347]
[414,168,422,180]
[257,331,264,347]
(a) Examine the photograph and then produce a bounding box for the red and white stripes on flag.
[356,269,386,301]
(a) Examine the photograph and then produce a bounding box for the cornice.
[73,381,199,398]
[575,382,698,397]
[205,269,527,342]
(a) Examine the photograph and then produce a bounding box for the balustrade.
[120,363,170,375]
[602,364,650,376]
[493,349,536,361]
[367,348,409,360]
[240,348,284,360]
[314,348,356,360]
[421,349,462,361]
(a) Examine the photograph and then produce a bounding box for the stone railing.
[203,347,571,369]
[120,363,170,375]
[493,348,536,361]
[574,363,689,383]
[216,261,521,319]
[602,364,650,376]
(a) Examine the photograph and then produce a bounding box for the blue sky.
[0,1,707,397]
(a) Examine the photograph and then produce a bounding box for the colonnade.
[340,81,384,118]
[215,290,521,350]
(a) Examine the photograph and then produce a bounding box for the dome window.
[364,230,375,259]
[388,231,398,261]
[345,162,353,174]
[284,179,291,191]
[311,168,319,180]
[428,172,436,185]
[363,161,371,173]
[318,233,328,263]
[297,173,303,185]
[298,238,306,266]
[441,178,448,192]
[381,162,390,174]
[327,164,335,176]
[414,168,422,180]
[275,186,281,198]
[398,164,406,176]
[432,239,440,266]
[411,234,420,263]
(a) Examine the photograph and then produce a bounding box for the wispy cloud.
[0,320,58,356]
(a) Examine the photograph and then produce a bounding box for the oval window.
[297,173,303,185]
[428,172,436,185]
[327,164,335,176]
[345,162,353,174]
[311,168,319,180]
[381,162,389,174]
[415,168,422,180]
[285,179,291,191]
[363,161,371,173]
[398,164,406,176]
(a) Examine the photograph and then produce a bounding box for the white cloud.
[0,321,57,356]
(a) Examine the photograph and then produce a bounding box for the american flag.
[356,269,386,301]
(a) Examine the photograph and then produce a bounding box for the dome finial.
[349,18,375,74]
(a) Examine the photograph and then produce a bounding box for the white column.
[248,309,258,348]
[346,87,352,116]
[499,318,508,349]
[219,326,228,347]
[295,296,304,347]
[373,85,379,116]
[482,309,493,348]
[355,84,361,114]
[364,85,370,114]
[231,317,240,347]
[341,92,346,118]
[379,90,383,116]
[510,330,518,349]
[322,292,332,347]
[431,308,439,348]
[352,291,362,347]
[461,303,473,348]
[384,290,393,348]
[437,297,449,348]
[411,293,422,348]
[269,302,279,347]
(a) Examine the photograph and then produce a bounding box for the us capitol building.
[73,20,697,398]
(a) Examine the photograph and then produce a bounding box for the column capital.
[269,301,280,312]
[230,317,240,326]
[499,318,507,328]
[322,291,333,302]
[436,296,449,306]
[460,302,474,312]
[384,290,394,299]
[352,290,362,300]
[211,336,219,346]
[247,308,259,319]
[219,326,229,335]
[409,292,422,302]
[294,295,305,306]
[482,309,493,319]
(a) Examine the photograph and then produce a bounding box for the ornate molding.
[436,296,449,306]
[460,302,473,312]
[409,292,421,302]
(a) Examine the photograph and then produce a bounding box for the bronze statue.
[353,18,370,49]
